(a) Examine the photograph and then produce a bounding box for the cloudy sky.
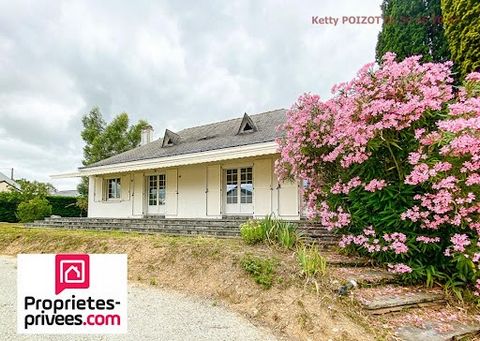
[0,0,382,190]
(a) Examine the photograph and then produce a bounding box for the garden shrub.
[276,52,480,296]
[240,220,266,244]
[240,254,276,289]
[17,198,52,223]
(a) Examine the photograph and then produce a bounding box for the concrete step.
[395,322,480,341]
[33,221,241,230]
[30,218,340,242]
[331,267,397,287]
[354,285,444,314]
[28,224,240,237]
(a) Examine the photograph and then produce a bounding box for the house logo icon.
[55,254,90,294]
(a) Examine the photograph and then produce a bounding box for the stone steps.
[26,217,339,244]
[355,286,445,315]
[32,221,242,230]
[335,266,480,340]
[28,224,240,238]
[331,267,397,287]
[395,322,480,341]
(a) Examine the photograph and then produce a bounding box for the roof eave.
[51,141,279,178]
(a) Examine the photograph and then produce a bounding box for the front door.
[224,167,253,215]
[147,174,166,215]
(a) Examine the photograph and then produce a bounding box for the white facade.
[87,155,302,219]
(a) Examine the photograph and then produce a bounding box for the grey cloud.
[0,0,382,190]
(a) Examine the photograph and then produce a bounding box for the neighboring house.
[50,190,80,198]
[0,172,21,192]
[54,109,303,219]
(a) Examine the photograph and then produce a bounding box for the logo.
[55,254,90,294]
[17,254,127,334]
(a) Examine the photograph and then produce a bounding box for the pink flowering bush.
[276,52,480,295]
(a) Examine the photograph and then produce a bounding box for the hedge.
[0,194,21,223]
[0,195,84,223]
[47,196,84,218]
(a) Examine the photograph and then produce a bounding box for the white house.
[54,109,303,220]
[0,171,21,192]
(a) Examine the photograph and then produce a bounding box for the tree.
[78,107,150,196]
[376,0,450,62]
[15,179,55,202]
[442,0,480,79]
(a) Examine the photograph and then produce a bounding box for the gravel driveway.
[0,256,276,341]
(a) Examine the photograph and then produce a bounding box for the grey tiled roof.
[50,190,80,197]
[0,172,21,190]
[84,109,287,168]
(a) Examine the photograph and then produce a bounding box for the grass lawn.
[0,223,386,340]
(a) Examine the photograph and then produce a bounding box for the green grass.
[296,244,327,278]
[240,216,301,250]
[0,223,242,254]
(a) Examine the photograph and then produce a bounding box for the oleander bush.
[276,52,480,296]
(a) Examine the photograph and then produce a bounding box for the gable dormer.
[162,129,180,147]
[237,113,257,135]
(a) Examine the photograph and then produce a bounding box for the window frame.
[106,177,121,201]
[224,166,253,205]
[147,174,166,206]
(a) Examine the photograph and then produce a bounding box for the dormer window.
[162,129,180,147]
[243,122,253,132]
[237,113,257,135]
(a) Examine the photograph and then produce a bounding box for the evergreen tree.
[376,0,450,62]
[442,0,480,79]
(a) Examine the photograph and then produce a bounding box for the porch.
[87,156,304,220]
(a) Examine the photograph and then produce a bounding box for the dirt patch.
[0,224,384,340]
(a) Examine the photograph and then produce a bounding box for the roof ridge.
[177,108,286,134]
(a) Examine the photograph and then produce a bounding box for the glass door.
[147,174,166,215]
[224,167,253,214]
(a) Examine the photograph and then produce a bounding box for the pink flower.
[408,152,423,165]
[450,234,471,253]
[466,72,480,82]
[405,163,431,185]
[388,263,413,274]
[416,236,441,244]
[364,179,387,192]
[466,173,480,186]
